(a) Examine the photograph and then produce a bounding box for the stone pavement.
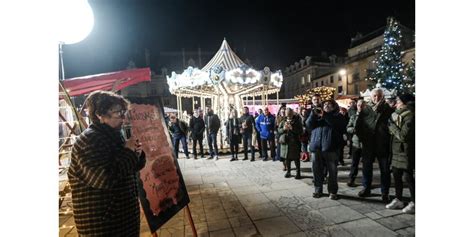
[60,152,415,237]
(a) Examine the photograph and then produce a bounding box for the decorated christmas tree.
[367,17,405,91]
[403,57,415,94]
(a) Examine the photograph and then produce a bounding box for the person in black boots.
[189,109,205,159]
[239,106,256,161]
[278,107,303,179]
[346,99,365,187]
[226,109,242,161]
[168,114,190,159]
[356,88,395,203]
[306,99,346,200]
[205,107,221,161]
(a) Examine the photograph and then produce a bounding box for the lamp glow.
[58,0,94,44]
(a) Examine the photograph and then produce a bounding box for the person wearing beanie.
[386,94,415,214]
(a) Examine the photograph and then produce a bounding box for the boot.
[295,159,301,179]
[284,160,291,178]
[283,162,287,171]
[346,178,356,187]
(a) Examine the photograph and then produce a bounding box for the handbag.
[278,133,287,144]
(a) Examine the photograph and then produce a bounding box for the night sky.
[63,0,415,78]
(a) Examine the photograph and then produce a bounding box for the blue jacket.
[306,110,346,152]
[255,114,275,139]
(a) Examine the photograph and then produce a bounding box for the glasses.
[109,109,128,118]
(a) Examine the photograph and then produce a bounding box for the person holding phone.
[68,91,146,236]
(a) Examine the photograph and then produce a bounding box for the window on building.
[301,77,305,85]
[307,74,311,83]
[321,80,324,86]
[338,86,343,94]
[330,76,334,84]
[315,82,318,87]
[338,75,342,81]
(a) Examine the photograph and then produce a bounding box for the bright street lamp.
[339,69,348,95]
[58,0,95,45]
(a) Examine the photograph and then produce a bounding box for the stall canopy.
[61,68,151,97]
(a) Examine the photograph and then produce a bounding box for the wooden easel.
[152,205,197,237]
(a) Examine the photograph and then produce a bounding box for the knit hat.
[397,94,415,105]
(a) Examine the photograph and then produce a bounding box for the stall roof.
[61,68,151,97]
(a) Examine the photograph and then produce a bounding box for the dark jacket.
[346,113,362,149]
[278,114,303,160]
[205,112,221,134]
[255,113,276,139]
[169,119,188,138]
[189,116,205,140]
[239,113,255,135]
[348,106,357,118]
[68,123,146,236]
[355,100,394,155]
[306,109,346,152]
[388,107,415,170]
[226,117,242,144]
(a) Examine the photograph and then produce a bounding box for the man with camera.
[306,98,346,200]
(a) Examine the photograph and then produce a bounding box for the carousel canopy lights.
[167,38,284,120]
[58,0,94,44]
[166,39,283,97]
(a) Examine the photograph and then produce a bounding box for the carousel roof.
[201,39,246,72]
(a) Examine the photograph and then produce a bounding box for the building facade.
[342,25,415,96]
[282,55,343,99]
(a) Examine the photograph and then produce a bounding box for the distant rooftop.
[349,24,414,49]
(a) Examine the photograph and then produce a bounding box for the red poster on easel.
[126,102,191,234]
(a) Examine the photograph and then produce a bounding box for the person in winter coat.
[355,88,395,202]
[299,107,310,162]
[338,107,350,166]
[256,107,276,161]
[347,99,358,159]
[278,107,303,179]
[226,109,242,161]
[239,106,256,161]
[385,94,415,214]
[306,99,346,200]
[189,109,205,159]
[346,99,366,187]
[275,106,287,167]
[254,109,264,158]
[205,107,221,160]
[169,114,190,159]
[68,91,146,236]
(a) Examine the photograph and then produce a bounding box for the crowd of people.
[67,89,414,236]
[168,88,415,214]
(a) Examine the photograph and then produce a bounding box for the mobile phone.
[123,124,132,140]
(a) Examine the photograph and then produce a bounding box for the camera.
[122,124,132,140]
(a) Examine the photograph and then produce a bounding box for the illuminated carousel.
[167,38,283,150]
[167,39,283,121]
